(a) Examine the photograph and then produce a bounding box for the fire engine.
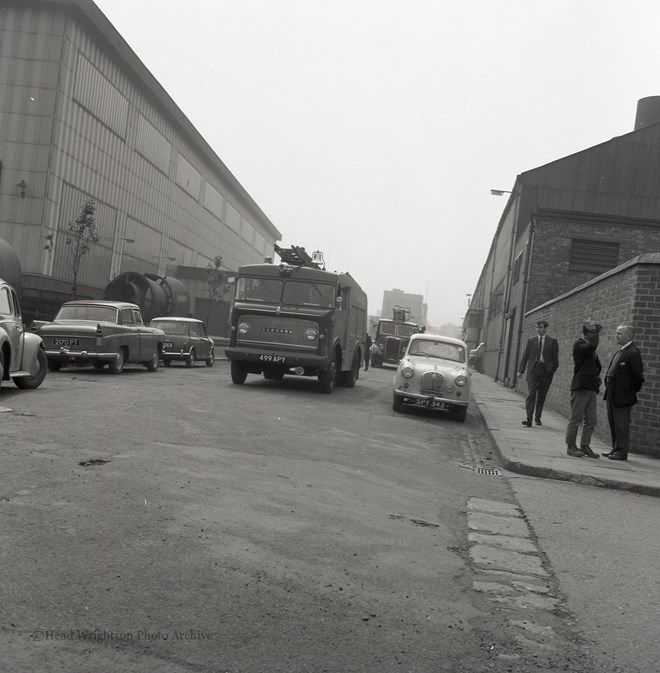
[225,246,367,393]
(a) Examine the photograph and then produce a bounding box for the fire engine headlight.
[238,321,251,335]
[402,366,414,378]
[304,328,318,341]
[455,375,467,387]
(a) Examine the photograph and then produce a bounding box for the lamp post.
[490,189,513,196]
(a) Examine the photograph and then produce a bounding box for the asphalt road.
[0,360,625,672]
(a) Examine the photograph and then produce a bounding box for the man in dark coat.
[565,321,602,458]
[517,320,559,427]
[603,324,645,461]
[364,333,372,370]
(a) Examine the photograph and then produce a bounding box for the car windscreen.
[236,277,283,303]
[151,321,186,334]
[408,340,465,363]
[282,281,335,308]
[56,305,118,323]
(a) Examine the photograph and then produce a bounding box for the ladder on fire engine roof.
[274,244,324,269]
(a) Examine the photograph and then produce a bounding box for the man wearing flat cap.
[517,320,559,427]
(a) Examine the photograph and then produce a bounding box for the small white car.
[392,333,471,422]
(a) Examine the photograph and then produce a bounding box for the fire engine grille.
[237,315,318,350]
[421,371,445,393]
[385,337,402,362]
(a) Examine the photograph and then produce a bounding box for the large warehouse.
[0,0,281,330]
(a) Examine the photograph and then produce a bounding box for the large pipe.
[104,272,190,322]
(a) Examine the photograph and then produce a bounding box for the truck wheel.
[15,349,48,390]
[392,393,403,412]
[340,351,360,388]
[109,349,125,374]
[231,360,248,384]
[318,356,337,394]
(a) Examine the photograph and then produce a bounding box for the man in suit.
[364,333,372,370]
[565,320,602,458]
[603,324,645,461]
[517,320,559,427]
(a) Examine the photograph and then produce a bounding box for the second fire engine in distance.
[225,246,367,394]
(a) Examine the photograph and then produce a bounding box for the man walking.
[565,320,602,458]
[517,320,559,427]
[364,333,372,370]
[603,324,644,461]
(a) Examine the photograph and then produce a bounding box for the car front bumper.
[393,388,469,408]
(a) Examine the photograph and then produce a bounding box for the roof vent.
[634,96,660,130]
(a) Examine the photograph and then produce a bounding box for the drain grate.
[475,466,502,476]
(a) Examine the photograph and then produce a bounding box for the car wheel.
[93,362,105,370]
[145,351,159,372]
[318,354,338,394]
[47,360,62,372]
[163,358,171,367]
[230,360,248,384]
[454,406,467,423]
[108,349,125,374]
[392,393,403,412]
[185,349,195,368]
[14,348,48,390]
[205,350,214,367]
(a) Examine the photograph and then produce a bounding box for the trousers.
[606,398,632,453]
[525,362,553,421]
[565,389,597,448]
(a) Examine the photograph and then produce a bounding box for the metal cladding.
[634,96,660,130]
[104,272,191,322]
[0,239,22,291]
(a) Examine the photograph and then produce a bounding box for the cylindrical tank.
[104,272,190,322]
[634,96,660,130]
[0,238,22,291]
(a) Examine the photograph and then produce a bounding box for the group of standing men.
[517,320,645,460]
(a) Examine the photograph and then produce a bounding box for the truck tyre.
[15,348,48,390]
[318,356,337,394]
[231,360,248,384]
[340,351,360,388]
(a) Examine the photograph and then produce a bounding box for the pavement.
[471,371,660,498]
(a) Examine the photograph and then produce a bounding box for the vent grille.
[569,239,620,273]
[421,371,445,393]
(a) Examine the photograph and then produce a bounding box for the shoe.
[567,447,585,457]
[521,419,532,427]
[581,446,600,459]
[608,450,628,461]
[534,419,542,426]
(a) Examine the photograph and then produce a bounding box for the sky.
[93,0,660,327]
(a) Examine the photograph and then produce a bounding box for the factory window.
[569,239,620,273]
[513,252,524,284]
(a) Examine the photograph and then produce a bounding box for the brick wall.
[518,254,660,457]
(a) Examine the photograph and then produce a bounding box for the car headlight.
[402,366,414,378]
[455,375,467,387]
[238,321,251,335]
[304,328,318,341]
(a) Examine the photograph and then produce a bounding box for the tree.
[44,199,99,300]
[206,255,225,326]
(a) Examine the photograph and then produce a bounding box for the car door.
[132,308,151,359]
[190,321,208,359]
[120,307,138,360]
[0,285,23,371]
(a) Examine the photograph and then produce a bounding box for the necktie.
[538,337,543,363]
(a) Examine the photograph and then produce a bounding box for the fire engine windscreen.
[236,277,336,308]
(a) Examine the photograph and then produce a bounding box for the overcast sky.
[94,0,660,327]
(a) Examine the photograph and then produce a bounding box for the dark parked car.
[38,300,164,374]
[0,277,48,389]
[149,317,214,367]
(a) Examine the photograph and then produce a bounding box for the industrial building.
[464,98,660,456]
[0,0,281,331]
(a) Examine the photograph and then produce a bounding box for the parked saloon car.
[149,317,215,367]
[0,277,48,389]
[38,300,164,374]
[392,333,471,422]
